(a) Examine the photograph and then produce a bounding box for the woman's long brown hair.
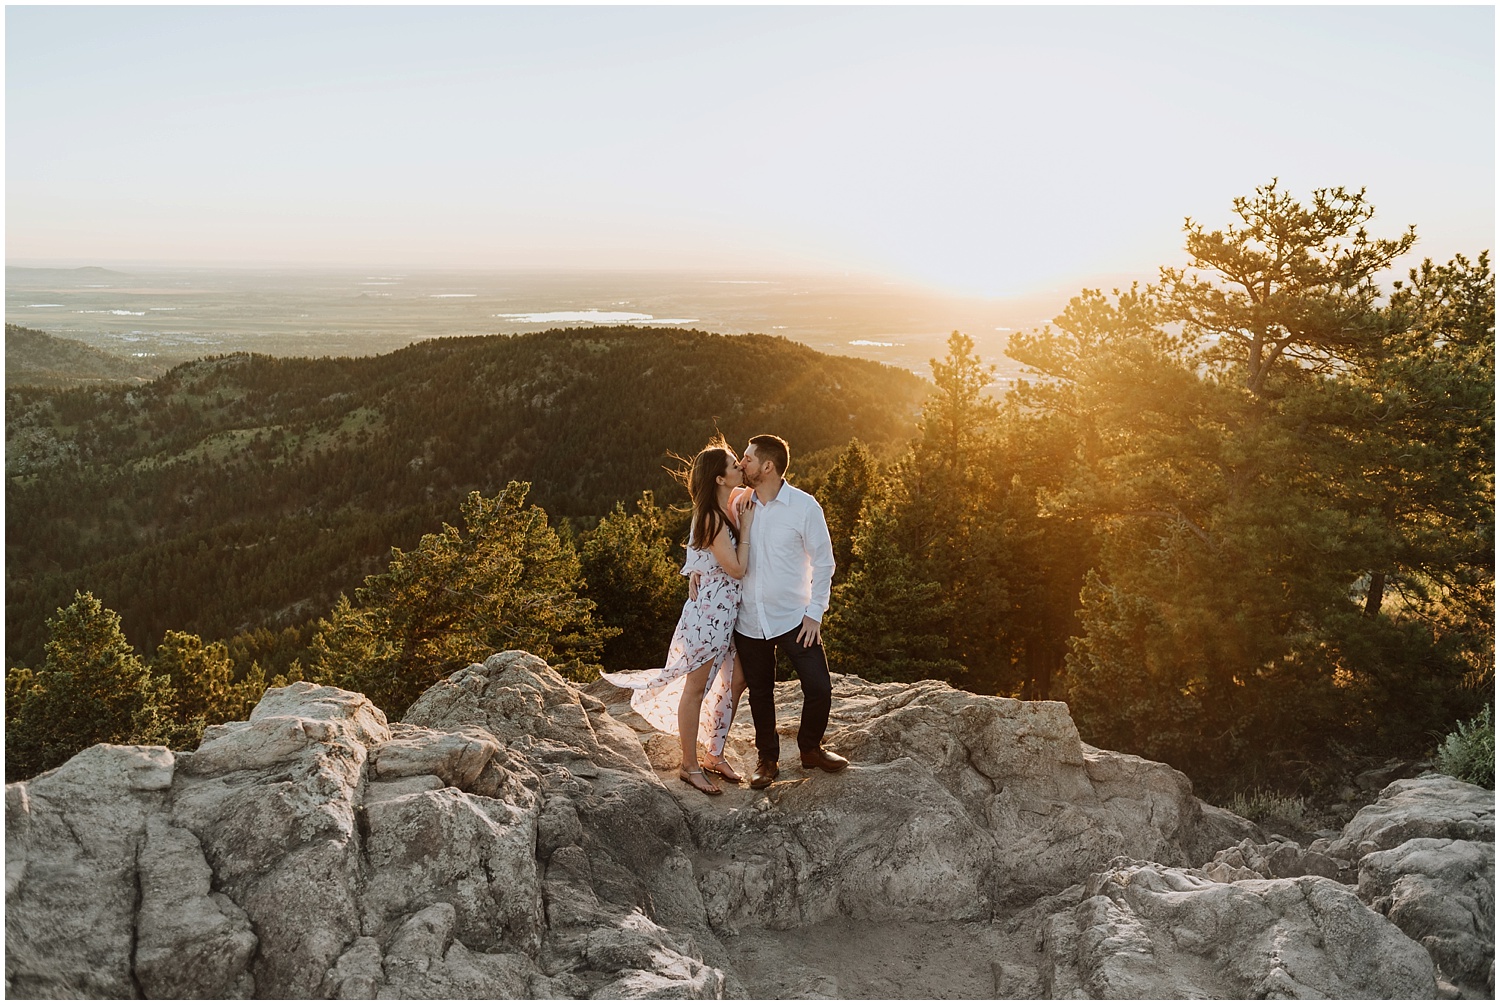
[679,438,736,552]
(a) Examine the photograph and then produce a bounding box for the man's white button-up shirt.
[735,480,836,640]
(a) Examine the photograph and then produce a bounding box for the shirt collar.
[754,479,798,507]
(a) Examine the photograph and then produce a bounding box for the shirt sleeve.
[803,496,836,622]
[681,544,713,577]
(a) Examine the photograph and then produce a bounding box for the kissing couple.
[603,433,849,794]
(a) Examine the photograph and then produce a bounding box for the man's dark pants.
[733,627,832,761]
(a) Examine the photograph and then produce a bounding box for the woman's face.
[718,452,744,489]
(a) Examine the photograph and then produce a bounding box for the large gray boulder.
[135,816,258,998]
[1322,773,1494,861]
[170,682,389,996]
[1038,861,1438,998]
[404,652,649,774]
[5,745,177,997]
[1359,837,1495,992]
[387,651,739,997]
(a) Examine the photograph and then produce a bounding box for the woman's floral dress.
[601,505,745,757]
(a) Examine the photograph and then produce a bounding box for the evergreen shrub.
[1435,704,1494,789]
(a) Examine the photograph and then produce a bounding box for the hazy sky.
[7,5,1494,296]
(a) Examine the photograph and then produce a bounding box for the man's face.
[740,444,770,487]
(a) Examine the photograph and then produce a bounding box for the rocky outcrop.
[1359,838,1495,991]
[601,673,1262,918]
[5,745,179,998]
[1037,862,1438,998]
[171,683,393,997]
[404,654,731,996]
[5,651,1493,998]
[1322,774,1495,860]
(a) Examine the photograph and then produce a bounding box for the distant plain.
[4,266,1063,386]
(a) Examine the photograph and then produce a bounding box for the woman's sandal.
[678,768,723,795]
[700,755,744,784]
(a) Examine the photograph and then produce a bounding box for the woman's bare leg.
[678,661,719,793]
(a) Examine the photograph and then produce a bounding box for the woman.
[602,440,754,795]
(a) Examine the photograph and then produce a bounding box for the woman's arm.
[726,486,753,529]
[708,509,753,579]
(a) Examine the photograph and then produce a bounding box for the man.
[731,433,847,789]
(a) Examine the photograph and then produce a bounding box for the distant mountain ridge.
[6,326,930,667]
[7,265,133,283]
[5,324,165,387]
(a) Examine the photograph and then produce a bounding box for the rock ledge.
[6,653,1492,998]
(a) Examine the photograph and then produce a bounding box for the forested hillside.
[6,327,927,669]
[5,324,166,387]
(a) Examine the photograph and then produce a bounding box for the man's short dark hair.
[748,434,789,475]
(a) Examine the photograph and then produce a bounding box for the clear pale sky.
[6,4,1494,297]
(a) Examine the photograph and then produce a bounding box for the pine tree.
[153,631,235,722]
[579,491,685,671]
[5,591,177,781]
[819,439,882,576]
[1162,179,1417,398]
[1314,252,1496,748]
[825,498,962,683]
[828,333,1031,693]
[149,630,268,747]
[1009,183,1489,783]
[310,482,615,715]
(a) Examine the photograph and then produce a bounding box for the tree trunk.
[1364,572,1386,617]
[1023,638,1053,701]
[1037,645,1054,701]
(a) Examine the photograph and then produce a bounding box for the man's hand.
[796,615,822,647]
[688,570,702,601]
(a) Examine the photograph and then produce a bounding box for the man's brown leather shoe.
[800,748,850,772]
[749,760,779,789]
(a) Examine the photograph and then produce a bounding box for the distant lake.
[4,267,1063,383]
[495,310,699,325]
